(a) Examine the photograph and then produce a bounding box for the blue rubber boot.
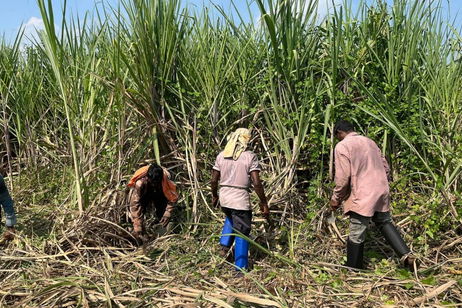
[219,217,234,248]
[234,236,249,271]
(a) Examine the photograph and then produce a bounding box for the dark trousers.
[0,175,16,227]
[348,211,393,244]
[347,210,411,260]
[220,207,252,247]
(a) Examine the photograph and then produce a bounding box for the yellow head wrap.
[223,128,251,160]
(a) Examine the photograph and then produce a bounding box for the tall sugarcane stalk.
[37,0,85,213]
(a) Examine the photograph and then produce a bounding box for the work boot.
[234,237,249,271]
[345,239,364,269]
[219,217,234,247]
[401,253,419,270]
[0,227,15,246]
[378,222,411,258]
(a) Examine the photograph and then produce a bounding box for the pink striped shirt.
[213,151,261,210]
[332,132,390,217]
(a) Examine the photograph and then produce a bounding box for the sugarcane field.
[0,0,461,306]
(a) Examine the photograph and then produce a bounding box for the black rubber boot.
[378,222,410,257]
[346,240,364,269]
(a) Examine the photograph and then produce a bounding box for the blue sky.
[1,0,461,43]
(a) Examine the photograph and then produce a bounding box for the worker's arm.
[331,144,351,210]
[159,173,179,227]
[250,170,269,219]
[211,169,220,207]
[160,202,174,227]
[129,180,145,235]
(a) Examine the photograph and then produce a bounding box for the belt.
[220,185,250,192]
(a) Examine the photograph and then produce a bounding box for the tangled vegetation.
[0,0,461,306]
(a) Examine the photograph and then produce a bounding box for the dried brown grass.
[0,187,461,307]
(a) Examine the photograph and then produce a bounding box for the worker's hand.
[212,196,219,208]
[160,214,170,227]
[259,202,270,220]
[330,198,340,211]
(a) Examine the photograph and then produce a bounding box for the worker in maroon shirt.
[330,120,416,269]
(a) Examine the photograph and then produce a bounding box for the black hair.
[147,163,163,184]
[334,120,355,134]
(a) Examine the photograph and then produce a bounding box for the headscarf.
[223,128,251,160]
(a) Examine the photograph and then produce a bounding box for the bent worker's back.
[334,132,390,216]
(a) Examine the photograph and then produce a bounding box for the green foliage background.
[0,0,461,240]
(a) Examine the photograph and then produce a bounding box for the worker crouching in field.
[211,128,270,272]
[0,174,17,245]
[330,120,416,270]
[127,163,178,243]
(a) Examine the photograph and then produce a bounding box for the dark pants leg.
[221,207,252,237]
[0,175,16,227]
[221,207,252,236]
[220,207,252,270]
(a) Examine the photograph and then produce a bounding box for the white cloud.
[21,17,45,44]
